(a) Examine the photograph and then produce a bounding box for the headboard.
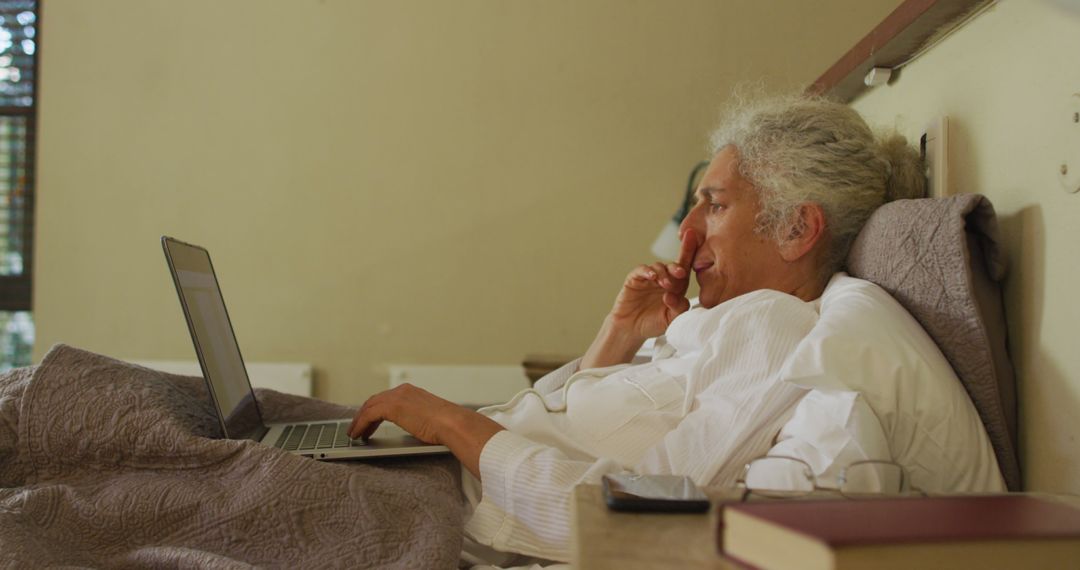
[846,194,1021,491]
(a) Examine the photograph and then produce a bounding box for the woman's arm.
[466,292,819,562]
[345,229,696,474]
[347,383,503,479]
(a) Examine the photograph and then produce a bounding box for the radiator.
[131,360,313,397]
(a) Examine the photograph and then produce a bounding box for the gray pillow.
[846,194,1020,491]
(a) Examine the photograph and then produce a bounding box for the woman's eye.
[708,202,724,213]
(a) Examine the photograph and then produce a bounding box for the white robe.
[463,288,817,563]
[462,275,1004,565]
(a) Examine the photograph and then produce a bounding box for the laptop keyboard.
[272,422,362,451]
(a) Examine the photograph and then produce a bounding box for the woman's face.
[678,146,789,308]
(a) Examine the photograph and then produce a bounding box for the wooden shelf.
[808,0,994,102]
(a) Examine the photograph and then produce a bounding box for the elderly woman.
[349,94,1004,565]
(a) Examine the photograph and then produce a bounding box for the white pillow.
[777,274,1005,493]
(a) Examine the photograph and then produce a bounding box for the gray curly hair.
[709,93,925,277]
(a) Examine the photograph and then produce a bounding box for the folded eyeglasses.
[736,455,924,501]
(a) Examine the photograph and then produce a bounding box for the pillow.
[779,274,1005,493]
[845,194,1020,491]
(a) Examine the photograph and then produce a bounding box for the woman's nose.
[679,203,704,241]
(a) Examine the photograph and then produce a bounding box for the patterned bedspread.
[0,344,463,569]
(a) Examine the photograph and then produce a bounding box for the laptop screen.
[162,237,265,439]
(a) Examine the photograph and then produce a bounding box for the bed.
[0,193,1021,567]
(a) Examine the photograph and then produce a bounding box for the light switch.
[920,116,950,197]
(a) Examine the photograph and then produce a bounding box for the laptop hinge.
[246,424,270,442]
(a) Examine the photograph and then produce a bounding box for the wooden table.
[571,484,738,570]
[571,484,1080,570]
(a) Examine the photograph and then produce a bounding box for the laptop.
[161,236,449,460]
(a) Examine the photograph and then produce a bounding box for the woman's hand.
[348,384,504,478]
[581,229,698,369]
[611,229,699,338]
[348,383,457,443]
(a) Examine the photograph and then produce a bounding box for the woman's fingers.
[663,292,691,313]
[625,261,691,300]
[348,404,370,439]
[677,228,698,269]
[646,262,683,290]
[349,394,387,439]
[360,418,382,441]
[666,230,698,297]
[667,262,687,279]
[628,263,672,289]
[348,384,453,444]
[627,264,658,283]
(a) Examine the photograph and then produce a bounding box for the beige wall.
[853,0,1080,494]
[35,0,899,405]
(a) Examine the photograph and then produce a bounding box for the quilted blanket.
[0,344,463,569]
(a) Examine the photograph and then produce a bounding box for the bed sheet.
[0,344,463,569]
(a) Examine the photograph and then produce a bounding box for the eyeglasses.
[736,455,924,501]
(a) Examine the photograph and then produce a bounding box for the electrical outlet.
[920,116,950,197]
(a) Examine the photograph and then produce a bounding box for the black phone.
[602,473,710,513]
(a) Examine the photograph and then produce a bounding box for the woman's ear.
[779,203,826,262]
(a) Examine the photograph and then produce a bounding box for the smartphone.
[602,473,710,513]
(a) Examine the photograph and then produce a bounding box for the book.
[720,495,1080,570]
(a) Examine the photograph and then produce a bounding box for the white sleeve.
[764,389,892,488]
[466,430,625,562]
[465,294,819,562]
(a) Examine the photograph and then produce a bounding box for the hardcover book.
[720,495,1080,570]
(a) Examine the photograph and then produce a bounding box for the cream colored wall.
[35,0,900,405]
[853,0,1080,494]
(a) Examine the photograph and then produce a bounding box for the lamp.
[650,160,710,260]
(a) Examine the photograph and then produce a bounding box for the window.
[0,0,35,370]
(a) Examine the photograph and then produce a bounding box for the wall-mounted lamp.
[650,160,710,260]
[863,66,893,87]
